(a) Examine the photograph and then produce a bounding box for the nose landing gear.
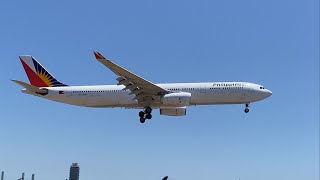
[244,103,250,113]
[139,106,153,123]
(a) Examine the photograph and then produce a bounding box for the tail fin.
[162,176,168,180]
[19,55,67,87]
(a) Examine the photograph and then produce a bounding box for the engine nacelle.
[161,92,191,107]
[160,107,187,116]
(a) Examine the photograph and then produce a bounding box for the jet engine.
[160,107,187,116]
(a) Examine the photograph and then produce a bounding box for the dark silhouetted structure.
[162,176,168,180]
[1,171,4,180]
[69,163,80,180]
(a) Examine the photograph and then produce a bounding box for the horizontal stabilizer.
[12,80,48,95]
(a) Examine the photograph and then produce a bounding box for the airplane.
[13,51,272,123]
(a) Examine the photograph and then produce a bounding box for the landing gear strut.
[139,106,153,123]
[244,103,250,113]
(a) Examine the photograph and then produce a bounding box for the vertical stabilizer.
[19,55,67,87]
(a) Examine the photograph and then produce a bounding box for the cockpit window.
[260,87,265,89]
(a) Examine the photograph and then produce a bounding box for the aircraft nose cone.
[265,89,272,98]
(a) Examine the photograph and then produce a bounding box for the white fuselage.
[22,82,272,109]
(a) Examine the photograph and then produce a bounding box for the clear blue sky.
[0,0,318,180]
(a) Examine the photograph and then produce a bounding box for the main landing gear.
[244,103,250,113]
[139,106,153,123]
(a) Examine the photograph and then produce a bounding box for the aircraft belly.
[50,93,119,107]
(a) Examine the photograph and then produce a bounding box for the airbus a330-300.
[13,52,272,123]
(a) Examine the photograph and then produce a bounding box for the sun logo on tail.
[37,71,53,87]
[31,57,67,87]
[32,58,55,87]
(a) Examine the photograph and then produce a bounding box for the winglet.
[93,51,106,60]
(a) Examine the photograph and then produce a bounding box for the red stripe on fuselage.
[20,58,49,87]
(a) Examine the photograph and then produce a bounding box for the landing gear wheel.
[145,107,152,114]
[146,113,152,120]
[244,108,249,113]
[139,111,145,118]
[140,117,146,123]
[139,107,153,123]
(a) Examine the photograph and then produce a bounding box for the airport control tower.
[69,163,80,180]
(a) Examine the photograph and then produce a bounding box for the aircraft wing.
[93,51,168,101]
